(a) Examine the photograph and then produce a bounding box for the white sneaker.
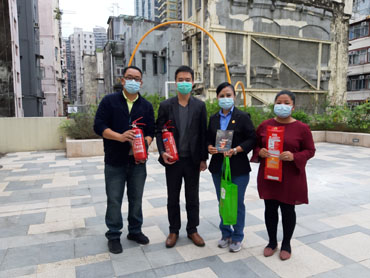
[229,242,242,252]
[218,237,231,248]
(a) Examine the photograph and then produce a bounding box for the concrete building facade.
[347,16,370,105]
[82,51,104,105]
[104,15,182,96]
[157,0,181,23]
[353,0,370,17]
[17,0,43,116]
[135,0,156,21]
[181,0,353,110]
[93,27,107,50]
[68,28,95,104]
[0,0,23,117]
[38,0,64,117]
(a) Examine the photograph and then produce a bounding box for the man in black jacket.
[156,65,208,248]
[94,66,155,254]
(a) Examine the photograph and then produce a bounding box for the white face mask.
[274,104,292,118]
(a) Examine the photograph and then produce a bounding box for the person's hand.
[200,161,207,171]
[162,152,176,165]
[118,130,136,143]
[208,145,218,155]
[223,149,234,158]
[259,148,270,158]
[279,151,294,161]
[135,159,147,164]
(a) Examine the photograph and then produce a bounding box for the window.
[153,53,158,75]
[349,21,369,40]
[359,49,367,64]
[197,0,202,10]
[188,49,192,68]
[142,53,146,73]
[349,75,366,91]
[55,47,58,61]
[368,48,370,63]
[188,0,192,18]
[197,37,201,65]
[84,40,86,43]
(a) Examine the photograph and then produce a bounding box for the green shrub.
[60,105,100,139]
[292,110,311,124]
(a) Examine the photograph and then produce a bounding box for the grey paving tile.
[311,263,370,278]
[18,212,45,226]
[147,197,167,208]
[85,215,105,227]
[0,225,29,238]
[118,269,158,278]
[4,181,42,191]
[153,262,192,277]
[0,265,36,278]
[297,225,365,245]
[74,235,108,257]
[308,242,355,266]
[111,247,152,276]
[39,240,75,264]
[0,245,41,270]
[145,248,184,268]
[243,256,280,278]
[0,249,6,266]
[187,255,260,278]
[76,260,115,278]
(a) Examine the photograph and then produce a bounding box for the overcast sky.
[60,0,134,37]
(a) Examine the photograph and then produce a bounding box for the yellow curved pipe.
[128,20,248,107]
[234,81,247,107]
[128,20,231,84]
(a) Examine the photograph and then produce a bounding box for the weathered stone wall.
[195,0,351,107]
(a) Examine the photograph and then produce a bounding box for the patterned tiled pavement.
[0,142,370,278]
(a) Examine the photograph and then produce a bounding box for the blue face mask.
[218,98,234,110]
[124,80,141,94]
[274,104,292,118]
[177,82,193,95]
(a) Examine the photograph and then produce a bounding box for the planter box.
[66,138,104,158]
[66,137,158,158]
[312,131,370,147]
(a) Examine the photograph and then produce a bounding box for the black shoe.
[127,232,150,245]
[108,239,122,254]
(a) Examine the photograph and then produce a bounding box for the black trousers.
[264,199,296,252]
[165,157,200,234]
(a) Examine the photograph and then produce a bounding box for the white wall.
[0,117,67,153]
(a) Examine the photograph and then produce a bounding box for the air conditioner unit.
[359,75,364,79]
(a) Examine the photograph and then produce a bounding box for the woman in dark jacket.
[207,82,256,252]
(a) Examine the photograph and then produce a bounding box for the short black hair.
[175,65,194,81]
[216,82,235,96]
[275,90,296,105]
[123,66,143,77]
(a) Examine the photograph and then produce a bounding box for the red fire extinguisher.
[162,120,179,162]
[131,117,147,162]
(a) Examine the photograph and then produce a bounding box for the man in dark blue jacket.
[94,66,155,254]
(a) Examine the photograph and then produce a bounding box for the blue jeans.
[104,162,147,240]
[212,173,250,242]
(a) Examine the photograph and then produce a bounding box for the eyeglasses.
[123,76,141,82]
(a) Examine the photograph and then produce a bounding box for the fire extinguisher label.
[163,138,168,143]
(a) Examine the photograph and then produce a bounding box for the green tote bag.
[219,157,238,225]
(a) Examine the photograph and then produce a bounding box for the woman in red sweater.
[251,90,315,260]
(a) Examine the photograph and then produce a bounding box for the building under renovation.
[181,0,353,111]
